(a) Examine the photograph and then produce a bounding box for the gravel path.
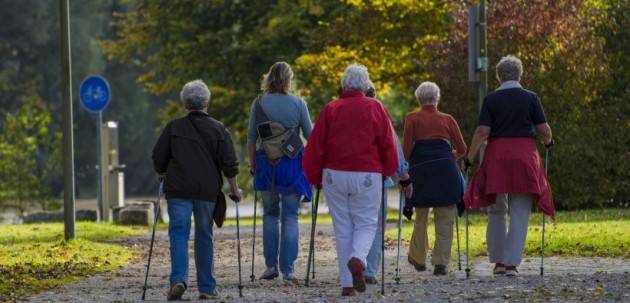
[26,223,630,303]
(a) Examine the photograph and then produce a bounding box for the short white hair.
[341,63,371,92]
[414,81,440,105]
[180,80,211,110]
[496,55,523,82]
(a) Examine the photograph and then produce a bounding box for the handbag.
[255,96,303,160]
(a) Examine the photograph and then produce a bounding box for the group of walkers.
[152,55,554,300]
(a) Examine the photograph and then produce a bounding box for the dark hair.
[261,62,293,94]
[365,86,376,98]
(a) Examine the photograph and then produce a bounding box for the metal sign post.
[468,0,488,160]
[478,0,488,112]
[96,112,104,220]
[80,75,111,221]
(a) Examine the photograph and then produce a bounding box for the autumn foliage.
[102,0,629,208]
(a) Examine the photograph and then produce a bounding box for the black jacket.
[152,111,239,202]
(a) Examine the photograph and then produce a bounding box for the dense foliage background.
[0,0,162,213]
[0,0,627,212]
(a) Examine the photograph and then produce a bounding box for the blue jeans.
[261,191,300,276]
[167,198,216,293]
[366,189,389,278]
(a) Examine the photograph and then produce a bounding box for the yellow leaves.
[0,237,135,301]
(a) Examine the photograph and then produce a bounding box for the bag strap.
[254,95,271,125]
[255,95,295,131]
[186,115,223,187]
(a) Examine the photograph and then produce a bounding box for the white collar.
[496,80,522,91]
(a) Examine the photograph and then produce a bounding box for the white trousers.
[487,193,534,267]
[323,168,382,288]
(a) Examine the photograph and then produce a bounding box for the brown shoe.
[347,257,366,293]
[342,287,357,296]
[408,257,427,272]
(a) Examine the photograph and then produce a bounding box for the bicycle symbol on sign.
[82,86,107,104]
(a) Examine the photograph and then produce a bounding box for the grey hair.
[496,55,523,82]
[180,80,211,110]
[341,63,371,92]
[414,81,440,105]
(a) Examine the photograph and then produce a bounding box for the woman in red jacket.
[303,64,405,296]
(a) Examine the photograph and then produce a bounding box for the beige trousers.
[408,205,455,266]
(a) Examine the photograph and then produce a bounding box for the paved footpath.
[26,224,630,303]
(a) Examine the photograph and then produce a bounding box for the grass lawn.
[225,208,629,258]
[0,222,145,301]
[385,208,630,262]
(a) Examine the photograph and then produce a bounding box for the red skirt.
[464,137,555,219]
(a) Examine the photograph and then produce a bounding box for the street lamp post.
[59,0,76,240]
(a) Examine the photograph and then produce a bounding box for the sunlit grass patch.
[0,222,145,245]
[0,222,143,301]
[385,208,630,260]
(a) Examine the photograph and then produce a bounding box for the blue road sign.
[80,75,110,112]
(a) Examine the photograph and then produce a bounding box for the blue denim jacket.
[384,135,408,188]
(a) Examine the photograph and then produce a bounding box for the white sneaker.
[493,263,506,275]
[260,267,279,280]
[505,266,518,276]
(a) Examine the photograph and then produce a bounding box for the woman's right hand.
[403,183,413,199]
[230,186,242,203]
[247,144,256,176]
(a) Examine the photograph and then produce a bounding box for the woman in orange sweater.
[402,81,467,275]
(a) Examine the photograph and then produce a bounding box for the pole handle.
[229,194,241,203]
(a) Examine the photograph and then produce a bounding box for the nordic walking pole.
[141,179,163,300]
[230,193,244,298]
[541,147,550,277]
[250,190,257,282]
[380,182,386,296]
[465,208,470,278]
[394,188,403,284]
[463,166,471,279]
[311,198,316,279]
[455,207,462,271]
[305,187,320,287]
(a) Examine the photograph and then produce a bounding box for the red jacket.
[302,91,399,185]
[464,137,555,219]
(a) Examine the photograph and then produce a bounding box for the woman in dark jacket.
[152,80,241,300]
[402,81,467,276]
[465,55,554,277]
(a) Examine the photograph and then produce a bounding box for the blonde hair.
[261,62,293,94]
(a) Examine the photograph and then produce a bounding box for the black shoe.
[365,276,378,284]
[199,289,219,300]
[167,282,186,301]
[407,257,426,272]
[433,264,447,276]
